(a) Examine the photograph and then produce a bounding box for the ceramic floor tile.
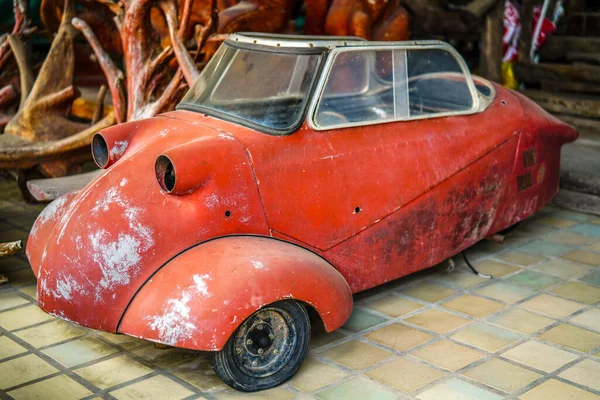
[585,241,600,252]
[433,271,486,289]
[0,353,59,390]
[475,281,536,304]
[109,374,195,400]
[0,292,29,311]
[520,379,600,400]
[43,336,119,368]
[400,282,458,303]
[469,260,521,278]
[550,209,591,222]
[75,354,153,390]
[416,377,504,400]
[404,309,471,334]
[310,328,346,350]
[496,251,545,266]
[18,285,37,300]
[551,282,600,304]
[15,320,86,348]
[0,335,28,360]
[365,323,434,351]
[132,345,196,369]
[546,231,594,246]
[366,357,444,393]
[342,308,388,333]
[501,340,578,373]
[289,357,348,392]
[171,354,227,392]
[463,358,540,393]
[520,294,585,319]
[315,377,397,400]
[581,270,600,287]
[488,308,555,335]
[561,250,600,266]
[570,308,600,332]
[364,295,423,317]
[519,240,573,257]
[451,322,523,352]
[560,359,600,392]
[95,332,148,350]
[8,374,93,400]
[442,295,505,318]
[506,270,561,290]
[536,216,578,228]
[216,387,295,400]
[531,259,591,279]
[411,340,485,371]
[570,223,600,237]
[321,340,393,370]
[539,324,600,352]
[0,304,54,330]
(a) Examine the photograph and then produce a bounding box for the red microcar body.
[26,33,577,391]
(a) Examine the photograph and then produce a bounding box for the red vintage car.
[27,33,577,391]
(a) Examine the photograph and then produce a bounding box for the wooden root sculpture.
[0,0,115,181]
[0,0,35,131]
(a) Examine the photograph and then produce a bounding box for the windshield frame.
[176,41,327,136]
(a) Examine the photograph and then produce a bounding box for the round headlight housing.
[155,155,176,193]
[91,134,109,168]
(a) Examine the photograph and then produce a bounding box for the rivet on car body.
[236,347,242,354]
[273,349,279,355]
[247,339,253,345]
[258,349,264,355]
[252,361,258,367]
[269,333,275,339]
[257,325,263,330]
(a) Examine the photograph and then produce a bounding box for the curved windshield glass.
[179,44,323,133]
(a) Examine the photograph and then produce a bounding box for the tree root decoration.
[0,112,115,168]
[0,240,22,258]
[72,17,127,123]
[324,0,410,40]
[4,0,87,143]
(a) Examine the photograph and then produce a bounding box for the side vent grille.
[522,148,537,168]
[517,172,533,191]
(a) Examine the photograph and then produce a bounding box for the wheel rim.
[232,307,297,378]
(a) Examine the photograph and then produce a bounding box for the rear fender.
[118,236,353,350]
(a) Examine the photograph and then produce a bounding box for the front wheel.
[212,300,310,392]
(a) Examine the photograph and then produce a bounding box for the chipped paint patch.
[110,140,128,159]
[86,184,155,302]
[218,132,235,141]
[147,275,212,345]
[31,195,68,237]
[193,274,211,297]
[205,194,220,210]
[158,128,170,137]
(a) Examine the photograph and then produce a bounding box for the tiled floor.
[1,177,600,399]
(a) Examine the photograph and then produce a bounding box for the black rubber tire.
[212,300,310,392]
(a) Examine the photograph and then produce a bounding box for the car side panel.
[321,134,518,292]
[222,87,524,252]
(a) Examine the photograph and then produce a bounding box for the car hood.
[27,113,268,331]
